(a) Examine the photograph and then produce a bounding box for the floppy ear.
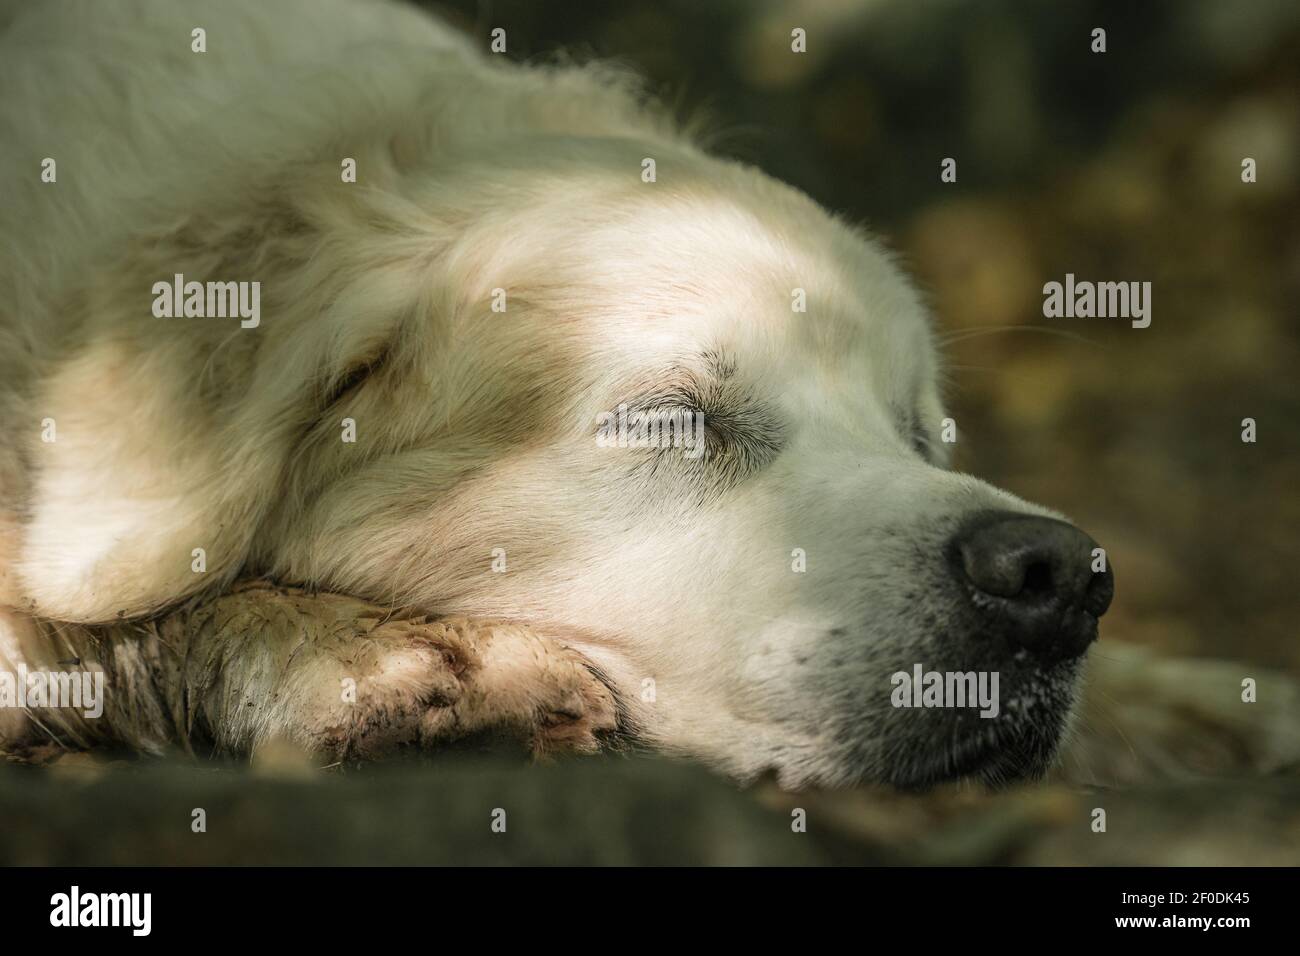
[15,172,420,623]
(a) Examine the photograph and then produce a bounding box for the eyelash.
[611,398,782,483]
[642,402,716,458]
[322,349,389,408]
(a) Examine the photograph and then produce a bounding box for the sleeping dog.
[1,0,1294,787]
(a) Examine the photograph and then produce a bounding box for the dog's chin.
[882,707,1070,791]
[866,650,1086,791]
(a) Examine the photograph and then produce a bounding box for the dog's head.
[253,138,1113,788]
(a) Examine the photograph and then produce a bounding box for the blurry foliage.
[427,0,1300,670]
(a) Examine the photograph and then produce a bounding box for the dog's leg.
[1,582,617,762]
[1055,642,1300,786]
[165,581,620,761]
[0,605,156,758]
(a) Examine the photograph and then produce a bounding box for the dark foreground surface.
[2,754,1297,865]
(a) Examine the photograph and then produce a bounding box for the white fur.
[1,0,1118,785]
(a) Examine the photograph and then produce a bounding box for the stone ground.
[2,752,1297,865]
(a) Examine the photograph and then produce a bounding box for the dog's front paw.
[261,610,617,762]
[168,584,619,763]
[416,619,619,757]
[308,615,473,761]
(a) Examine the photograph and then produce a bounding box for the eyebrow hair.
[626,349,732,404]
[701,347,737,382]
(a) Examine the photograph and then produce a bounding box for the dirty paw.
[416,620,619,757]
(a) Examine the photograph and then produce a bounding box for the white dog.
[1,0,1295,787]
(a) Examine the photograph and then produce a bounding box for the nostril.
[1021,560,1053,595]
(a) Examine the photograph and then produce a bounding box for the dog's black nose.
[952,512,1114,662]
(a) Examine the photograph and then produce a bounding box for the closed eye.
[602,350,785,492]
[911,423,932,459]
[320,349,389,409]
[908,414,952,467]
[602,390,784,490]
[895,405,938,463]
[639,387,783,467]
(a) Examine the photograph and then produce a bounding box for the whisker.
[938,325,1107,349]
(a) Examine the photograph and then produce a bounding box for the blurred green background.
[426,0,1300,672]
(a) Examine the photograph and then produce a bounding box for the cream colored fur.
[1,0,1296,786]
